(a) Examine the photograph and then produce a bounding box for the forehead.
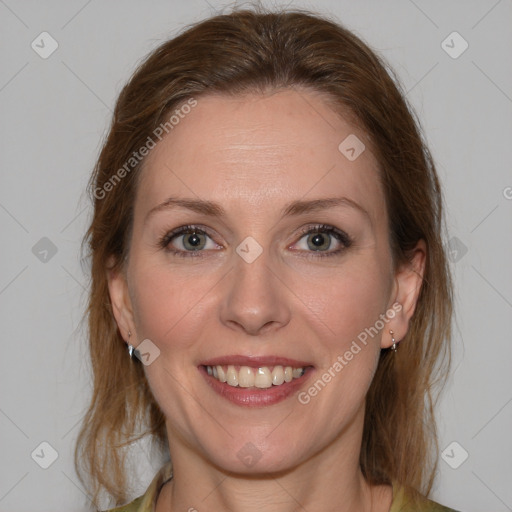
[136,88,385,221]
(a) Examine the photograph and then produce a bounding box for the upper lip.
[200,355,313,368]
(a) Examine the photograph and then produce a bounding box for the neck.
[156,410,392,512]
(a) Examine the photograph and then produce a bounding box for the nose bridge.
[220,246,291,334]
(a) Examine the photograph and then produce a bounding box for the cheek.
[129,260,215,352]
[294,265,389,412]
[290,258,391,343]
[335,273,387,337]
[129,262,215,423]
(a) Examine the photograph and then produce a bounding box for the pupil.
[186,233,202,248]
[312,234,324,246]
[308,232,330,251]
[189,234,200,245]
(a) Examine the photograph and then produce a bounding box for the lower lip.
[199,366,313,407]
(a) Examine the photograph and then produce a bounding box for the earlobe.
[382,240,427,349]
[106,264,135,342]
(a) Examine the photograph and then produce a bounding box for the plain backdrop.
[1,0,511,510]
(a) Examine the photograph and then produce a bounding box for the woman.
[76,7,458,512]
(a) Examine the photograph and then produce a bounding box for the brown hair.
[76,6,452,507]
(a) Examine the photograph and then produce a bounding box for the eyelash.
[158,224,217,258]
[293,224,352,258]
[157,223,352,259]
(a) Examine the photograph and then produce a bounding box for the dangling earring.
[127,330,136,359]
[389,330,398,353]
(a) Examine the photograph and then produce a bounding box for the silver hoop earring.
[127,330,136,359]
[389,330,398,353]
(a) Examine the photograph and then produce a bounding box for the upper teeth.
[206,365,305,389]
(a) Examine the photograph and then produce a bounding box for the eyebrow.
[282,197,369,219]
[144,196,370,225]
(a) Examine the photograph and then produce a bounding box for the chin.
[198,434,307,477]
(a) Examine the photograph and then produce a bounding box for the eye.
[159,225,220,256]
[291,224,352,256]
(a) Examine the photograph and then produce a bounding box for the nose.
[219,249,292,336]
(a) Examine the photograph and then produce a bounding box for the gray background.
[1,0,511,510]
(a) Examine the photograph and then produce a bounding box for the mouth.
[199,356,314,407]
[203,364,306,388]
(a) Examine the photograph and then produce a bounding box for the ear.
[381,239,426,349]
[106,257,136,344]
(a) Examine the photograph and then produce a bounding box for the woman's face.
[109,88,423,474]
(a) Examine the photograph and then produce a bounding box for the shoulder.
[102,463,173,512]
[391,481,461,512]
[104,496,145,512]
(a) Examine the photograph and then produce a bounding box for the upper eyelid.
[162,225,218,245]
[165,223,345,237]
[291,225,351,249]
[165,224,215,236]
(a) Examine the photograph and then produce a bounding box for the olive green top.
[105,463,460,512]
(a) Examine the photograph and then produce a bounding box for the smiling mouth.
[203,364,308,389]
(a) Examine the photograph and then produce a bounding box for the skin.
[108,88,425,512]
